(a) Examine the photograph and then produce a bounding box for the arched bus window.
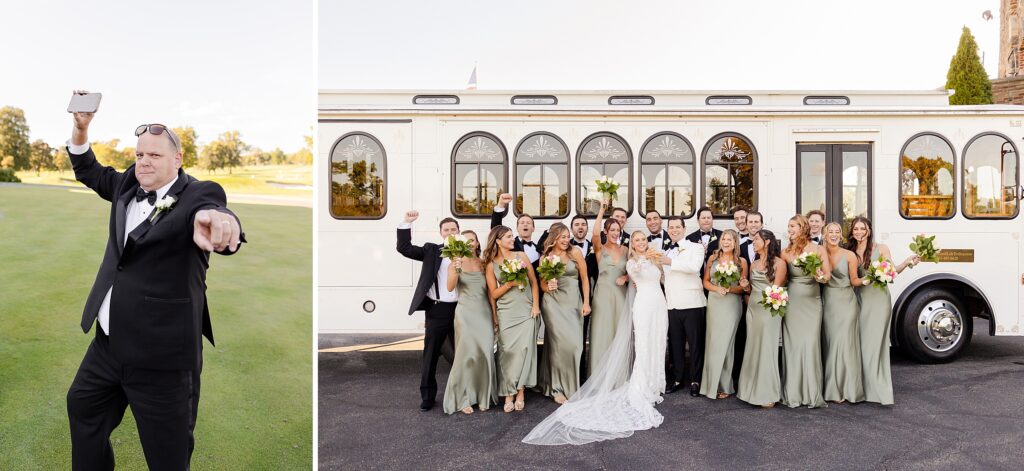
[702,132,756,217]
[640,132,695,218]
[329,132,386,219]
[452,132,508,217]
[513,132,569,218]
[962,132,1020,219]
[577,132,632,216]
[899,132,956,219]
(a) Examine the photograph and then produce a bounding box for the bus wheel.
[899,287,972,363]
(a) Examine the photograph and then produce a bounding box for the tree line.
[0,106,312,176]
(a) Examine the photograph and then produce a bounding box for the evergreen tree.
[946,26,992,105]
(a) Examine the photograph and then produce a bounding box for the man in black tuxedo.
[732,206,750,244]
[807,210,825,245]
[396,210,461,411]
[739,211,764,268]
[489,193,544,265]
[685,206,722,279]
[644,210,670,252]
[65,104,244,471]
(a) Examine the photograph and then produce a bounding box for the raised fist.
[498,193,513,209]
[404,210,419,223]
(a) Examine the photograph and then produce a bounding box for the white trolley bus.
[319,89,1024,363]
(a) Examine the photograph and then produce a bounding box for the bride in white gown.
[523,230,668,445]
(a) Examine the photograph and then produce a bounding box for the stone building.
[994,0,1024,103]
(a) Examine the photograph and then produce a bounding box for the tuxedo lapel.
[124,170,192,254]
[114,185,135,256]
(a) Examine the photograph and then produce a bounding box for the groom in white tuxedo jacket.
[661,216,706,396]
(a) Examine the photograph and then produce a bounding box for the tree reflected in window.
[963,133,1019,219]
[899,133,955,218]
[515,132,569,218]
[452,132,507,216]
[330,133,386,218]
[703,134,756,216]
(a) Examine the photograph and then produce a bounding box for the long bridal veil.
[522,271,664,445]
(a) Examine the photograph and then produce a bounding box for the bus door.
[796,143,872,232]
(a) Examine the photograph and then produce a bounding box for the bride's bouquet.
[862,256,897,291]
[909,234,939,263]
[595,176,620,201]
[711,260,741,288]
[498,257,529,291]
[440,234,473,273]
[793,251,823,277]
[536,255,565,282]
[758,285,789,317]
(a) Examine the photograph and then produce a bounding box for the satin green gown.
[858,246,895,405]
[493,261,539,396]
[781,258,826,408]
[700,259,744,398]
[443,271,498,413]
[823,257,865,403]
[587,249,627,374]
[736,267,782,406]
[538,257,584,399]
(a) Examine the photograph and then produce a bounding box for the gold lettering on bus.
[935,249,974,263]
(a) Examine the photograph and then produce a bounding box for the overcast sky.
[321,0,1001,91]
[0,0,313,151]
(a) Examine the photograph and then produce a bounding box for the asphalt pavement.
[318,319,1024,470]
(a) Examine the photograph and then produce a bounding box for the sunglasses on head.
[135,124,181,152]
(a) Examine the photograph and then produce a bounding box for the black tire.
[898,287,972,364]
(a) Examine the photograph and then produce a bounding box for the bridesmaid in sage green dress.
[483,225,541,413]
[537,223,591,403]
[821,222,866,404]
[845,217,919,405]
[737,230,787,407]
[699,229,749,399]
[587,199,629,374]
[780,215,831,409]
[442,230,498,415]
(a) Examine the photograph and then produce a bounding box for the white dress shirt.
[77,140,179,335]
[519,238,539,263]
[397,222,459,303]
[570,237,591,257]
[648,230,665,253]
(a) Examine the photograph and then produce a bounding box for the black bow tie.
[701,231,712,237]
[570,240,584,247]
[647,234,661,242]
[812,236,822,242]
[521,240,535,247]
[665,242,679,250]
[135,187,157,205]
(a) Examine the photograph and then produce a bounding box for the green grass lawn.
[0,185,312,470]
[17,165,312,197]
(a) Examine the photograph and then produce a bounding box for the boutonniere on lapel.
[149,195,177,224]
[675,246,686,255]
[710,235,718,243]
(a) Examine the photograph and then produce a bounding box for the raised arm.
[490,193,512,229]
[446,257,461,292]
[68,102,124,202]
[396,210,426,261]
[591,198,608,257]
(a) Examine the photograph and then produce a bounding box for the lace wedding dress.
[523,257,668,445]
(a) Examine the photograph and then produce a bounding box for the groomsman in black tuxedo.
[396,210,461,411]
[644,210,670,252]
[569,214,593,258]
[65,102,244,471]
[489,193,545,265]
[807,210,825,245]
[738,210,764,268]
[685,206,722,279]
[732,206,750,244]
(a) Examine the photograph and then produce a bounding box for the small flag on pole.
[466,65,477,90]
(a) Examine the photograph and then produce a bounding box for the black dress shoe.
[689,383,700,397]
[667,382,683,394]
[419,400,434,411]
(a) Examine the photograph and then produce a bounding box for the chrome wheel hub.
[916,299,963,352]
